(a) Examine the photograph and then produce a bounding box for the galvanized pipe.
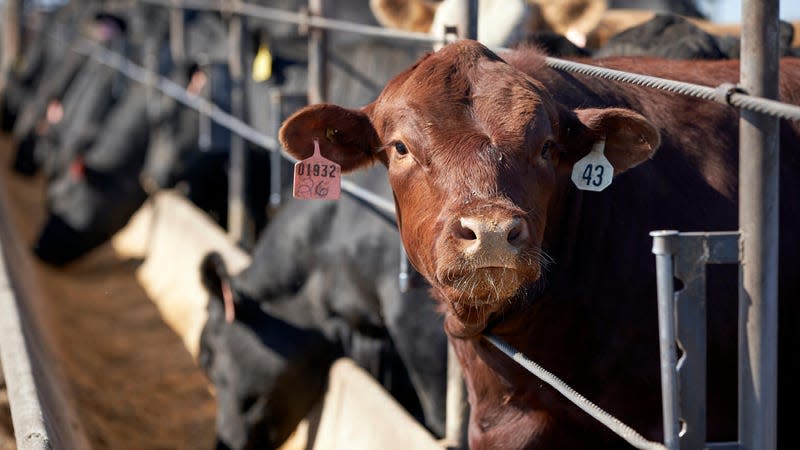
[143,29,161,125]
[738,1,780,449]
[227,9,255,248]
[169,2,186,65]
[650,230,680,450]
[452,0,478,40]
[307,0,328,104]
[398,246,410,293]
[198,76,213,150]
[0,250,51,450]
[268,88,283,210]
[445,342,468,450]
[142,0,439,45]
[0,0,21,94]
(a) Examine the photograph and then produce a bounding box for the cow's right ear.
[279,103,384,172]
[200,252,237,323]
[560,107,660,174]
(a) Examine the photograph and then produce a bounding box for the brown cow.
[280,41,800,449]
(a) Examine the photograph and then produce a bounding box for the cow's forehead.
[374,41,554,143]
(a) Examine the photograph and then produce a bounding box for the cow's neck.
[446,176,631,443]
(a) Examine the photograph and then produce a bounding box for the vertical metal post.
[443,5,477,448]
[739,0,780,449]
[398,246,410,293]
[198,73,212,151]
[143,24,160,126]
[268,88,283,210]
[0,0,21,94]
[650,231,680,450]
[445,342,469,450]
[307,0,328,104]
[227,7,254,248]
[451,0,478,40]
[169,2,185,66]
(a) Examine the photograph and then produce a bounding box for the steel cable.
[543,56,800,122]
[484,333,667,450]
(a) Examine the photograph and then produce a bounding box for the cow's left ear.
[562,107,660,174]
[200,252,237,323]
[279,103,384,172]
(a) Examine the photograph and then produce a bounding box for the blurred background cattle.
[1,0,799,449]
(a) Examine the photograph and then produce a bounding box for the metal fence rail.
[0,240,50,450]
[142,0,441,45]
[69,38,399,224]
[651,231,742,450]
[544,57,800,122]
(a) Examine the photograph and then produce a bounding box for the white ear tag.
[571,139,613,192]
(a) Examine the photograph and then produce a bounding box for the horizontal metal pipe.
[140,0,440,45]
[0,258,51,450]
[72,36,398,224]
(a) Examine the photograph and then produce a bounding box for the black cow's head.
[198,252,336,450]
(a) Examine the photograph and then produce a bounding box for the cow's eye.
[394,141,409,155]
[541,140,555,159]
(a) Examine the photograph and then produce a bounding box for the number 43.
[581,164,605,187]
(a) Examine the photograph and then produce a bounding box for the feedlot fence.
[5,0,795,449]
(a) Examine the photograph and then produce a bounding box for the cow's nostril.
[507,218,529,247]
[456,218,478,241]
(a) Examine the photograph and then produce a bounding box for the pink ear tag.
[222,280,235,324]
[293,138,341,200]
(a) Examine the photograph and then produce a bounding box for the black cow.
[594,13,798,59]
[31,4,293,265]
[31,9,274,265]
[24,0,432,266]
[1,0,101,133]
[30,43,129,180]
[199,166,448,450]
[607,0,705,18]
[194,8,445,447]
[10,7,124,176]
[33,79,152,265]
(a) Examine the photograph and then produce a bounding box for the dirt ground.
[0,136,217,448]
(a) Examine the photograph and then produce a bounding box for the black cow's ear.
[279,103,384,172]
[200,252,237,322]
[562,107,660,174]
[200,251,227,296]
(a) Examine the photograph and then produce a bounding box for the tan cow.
[370,0,607,47]
[370,0,800,50]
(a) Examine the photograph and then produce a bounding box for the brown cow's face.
[367,46,562,333]
[280,41,659,336]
